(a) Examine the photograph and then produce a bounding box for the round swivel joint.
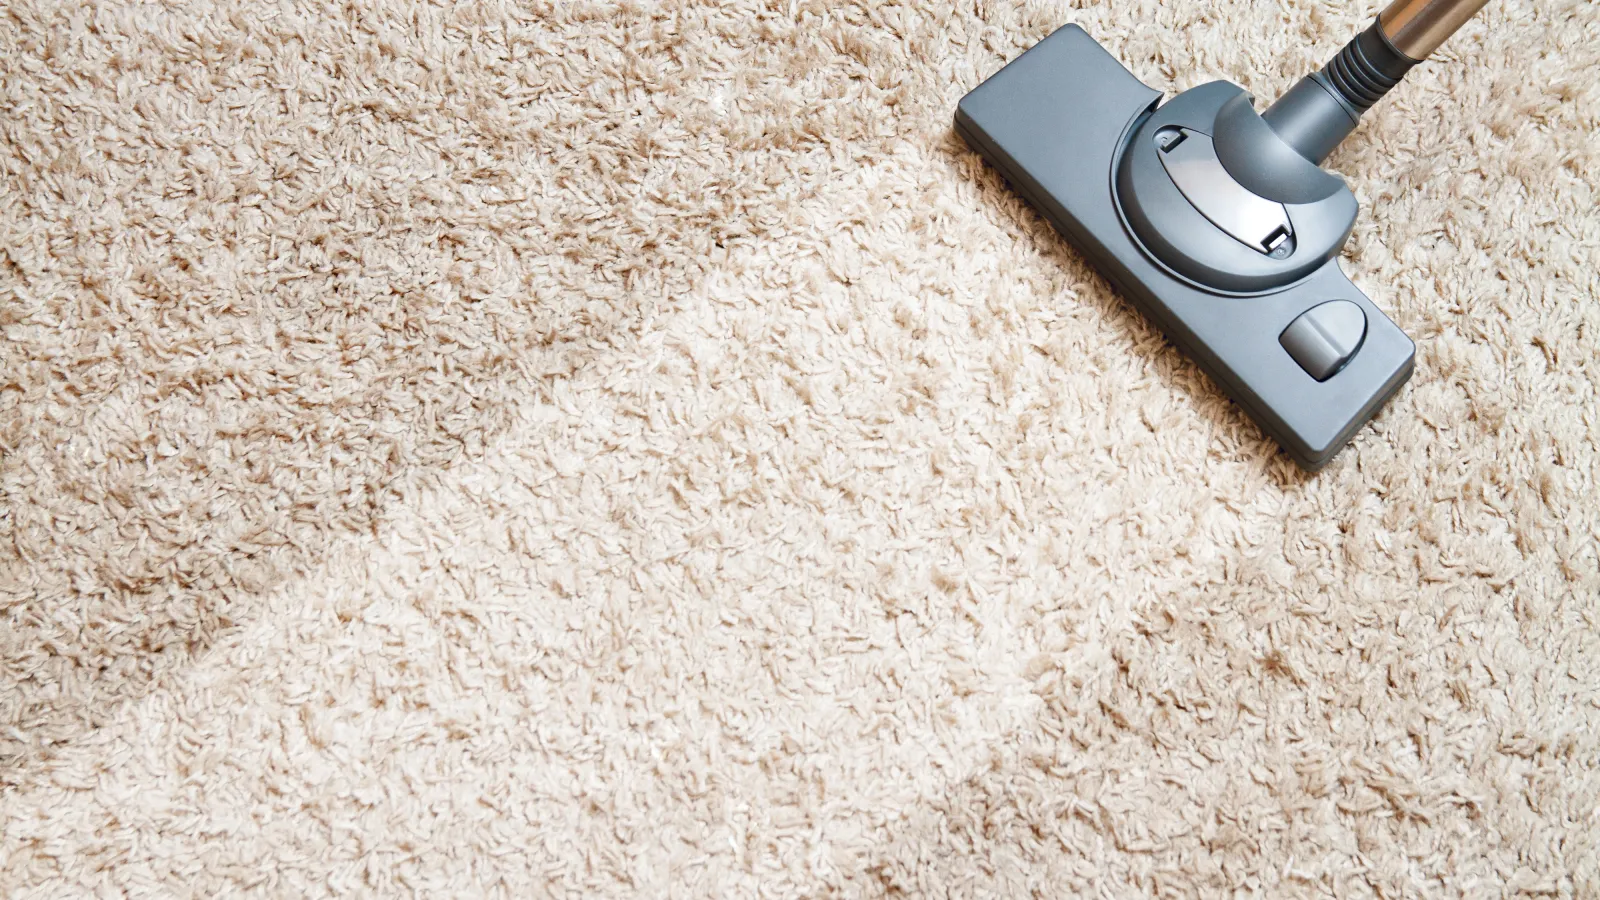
[1114,83,1358,294]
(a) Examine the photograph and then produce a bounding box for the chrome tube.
[1379,0,1492,59]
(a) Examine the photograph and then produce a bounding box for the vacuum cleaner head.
[957,3,1485,471]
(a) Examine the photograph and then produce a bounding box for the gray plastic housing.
[1262,21,1419,165]
[955,24,1414,471]
[1264,76,1365,165]
[1116,83,1359,292]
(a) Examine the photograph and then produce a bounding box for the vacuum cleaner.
[957,0,1490,470]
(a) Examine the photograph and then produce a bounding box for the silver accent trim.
[1158,129,1293,255]
[1380,0,1490,60]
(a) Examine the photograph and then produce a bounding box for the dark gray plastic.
[1260,75,1361,164]
[1262,20,1420,163]
[1280,300,1368,381]
[1212,93,1346,204]
[1115,83,1359,293]
[955,24,1413,471]
[1158,128,1293,253]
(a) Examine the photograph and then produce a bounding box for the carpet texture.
[3,0,1598,894]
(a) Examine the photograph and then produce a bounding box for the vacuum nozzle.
[1260,22,1416,164]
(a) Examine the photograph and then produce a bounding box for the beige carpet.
[3,0,1598,894]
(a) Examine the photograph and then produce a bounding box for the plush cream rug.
[3,0,1597,894]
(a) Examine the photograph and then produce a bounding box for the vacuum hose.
[1261,0,1491,164]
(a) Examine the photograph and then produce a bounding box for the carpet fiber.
[3,0,1598,894]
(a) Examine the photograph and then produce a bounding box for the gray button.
[1280,300,1367,381]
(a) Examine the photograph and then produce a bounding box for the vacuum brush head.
[955,2,1486,470]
